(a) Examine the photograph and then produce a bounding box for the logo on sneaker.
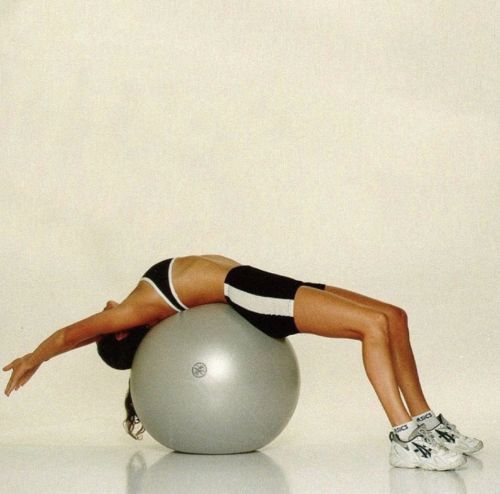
[394,424,409,434]
[436,429,456,443]
[416,412,433,422]
[412,442,432,458]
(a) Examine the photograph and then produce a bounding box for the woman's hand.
[3,300,126,397]
[3,353,41,397]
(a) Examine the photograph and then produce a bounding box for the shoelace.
[416,426,448,453]
[440,416,458,433]
[418,426,437,445]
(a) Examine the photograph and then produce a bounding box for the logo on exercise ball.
[192,362,207,378]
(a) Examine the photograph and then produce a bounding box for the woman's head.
[96,324,150,370]
[96,298,152,440]
[96,328,151,440]
[96,300,151,370]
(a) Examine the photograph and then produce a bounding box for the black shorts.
[223,265,326,339]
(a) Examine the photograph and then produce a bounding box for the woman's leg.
[322,285,431,417]
[293,286,411,426]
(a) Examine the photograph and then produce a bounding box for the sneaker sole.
[453,441,484,455]
[390,454,467,471]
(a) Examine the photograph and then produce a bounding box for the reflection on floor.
[0,435,497,494]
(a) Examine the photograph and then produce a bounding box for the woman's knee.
[385,305,409,341]
[387,305,408,325]
[362,312,390,342]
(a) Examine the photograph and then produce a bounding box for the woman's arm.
[32,303,154,366]
[3,301,161,396]
[27,330,103,366]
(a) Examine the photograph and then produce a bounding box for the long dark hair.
[96,325,151,440]
[124,380,145,440]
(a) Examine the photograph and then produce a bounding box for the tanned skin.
[3,254,431,427]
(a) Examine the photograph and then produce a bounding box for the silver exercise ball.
[129,303,300,454]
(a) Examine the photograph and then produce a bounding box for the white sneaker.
[389,424,467,471]
[427,414,483,455]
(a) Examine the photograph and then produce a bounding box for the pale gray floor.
[1,428,497,494]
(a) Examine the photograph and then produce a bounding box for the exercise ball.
[130,303,300,454]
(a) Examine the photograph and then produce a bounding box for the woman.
[3,254,482,470]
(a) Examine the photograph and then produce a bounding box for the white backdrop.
[1,1,498,447]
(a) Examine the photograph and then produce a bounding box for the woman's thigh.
[323,285,403,320]
[293,285,386,340]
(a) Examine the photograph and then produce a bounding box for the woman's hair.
[96,325,150,370]
[96,325,151,440]
[124,380,145,440]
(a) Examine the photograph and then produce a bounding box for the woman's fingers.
[4,360,16,395]
[3,360,17,372]
[5,374,17,396]
[5,364,21,395]
[6,372,23,396]
[4,358,39,396]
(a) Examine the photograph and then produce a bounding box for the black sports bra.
[140,257,188,312]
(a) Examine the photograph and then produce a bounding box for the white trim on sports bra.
[140,277,182,312]
[168,257,189,310]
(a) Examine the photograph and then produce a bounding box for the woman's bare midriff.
[173,255,242,307]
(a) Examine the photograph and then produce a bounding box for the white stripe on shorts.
[224,283,294,316]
